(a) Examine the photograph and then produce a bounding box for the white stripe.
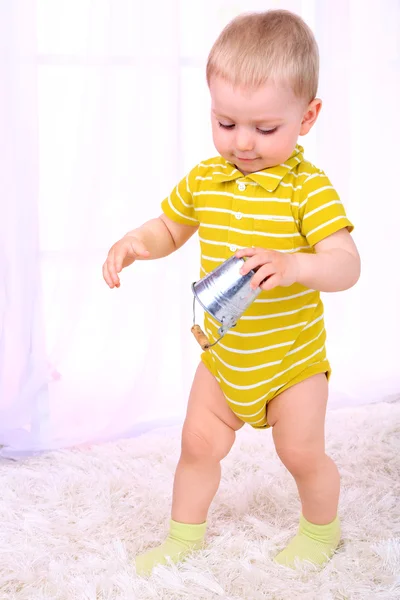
[299,197,308,210]
[234,405,266,419]
[307,186,334,200]
[280,182,303,191]
[254,172,282,179]
[201,223,302,239]
[196,172,232,180]
[224,393,266,407]
[307,216,348,238]
[167,196,197,223]
[198,163,240,176]
[195,207,294,222]
[303,200,342,220]
[201,254,224,262]
[220,394,268,406]
[255,289,314,303]
[303,314,324,331]
[212,337,295,355]
[247,362,323,409]
[199,237,307,254]
[303,172,325,183]
[260,246,308,254]
[196,178,260,186]
[206,314,308,337]
[241,304,318,320]
[199,237,244,249]
[249,414,269,425]
[198,162,229,169]
[279,157,301,168]
[176,186,193,209]
[186,174,192,195]
[286,329,324,356]
[199,237,231,248]
[194,190,292,203]
[218,346,325,393]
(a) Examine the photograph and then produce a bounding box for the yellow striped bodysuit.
[161,145,353,428]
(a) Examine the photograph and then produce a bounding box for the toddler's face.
[209,76,319,174]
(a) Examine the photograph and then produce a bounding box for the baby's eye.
[257,127,278,135]
[218,122,235,129]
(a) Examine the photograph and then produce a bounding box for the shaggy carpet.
[0,401,399,600]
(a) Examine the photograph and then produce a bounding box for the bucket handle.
[191,296,224,350]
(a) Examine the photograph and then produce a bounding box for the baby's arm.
[103,215,198,288]
[104,163,200,288]
[237,228,360,294]
[125,214,198,260]
[293,228,360,292]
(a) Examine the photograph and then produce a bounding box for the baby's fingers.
[260,273,280,292]
[240,251,273,277]
[236,247,257,260]
[106,250,121,287]
[250,263,275,289]
[103,259,119,288]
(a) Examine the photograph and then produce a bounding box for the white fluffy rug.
[0,402,399,600]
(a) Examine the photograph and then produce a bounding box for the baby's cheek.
[212,131,225,154]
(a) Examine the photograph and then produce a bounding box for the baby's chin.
[231,155,281,173]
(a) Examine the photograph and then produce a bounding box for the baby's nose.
[235,129,255,151]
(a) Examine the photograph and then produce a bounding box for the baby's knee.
[181,425,235,463]
[276,445,325,478]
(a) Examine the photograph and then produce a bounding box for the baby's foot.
[135,520,206,576]
[275,515,340,567]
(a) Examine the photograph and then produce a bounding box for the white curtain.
[1,0,399,458]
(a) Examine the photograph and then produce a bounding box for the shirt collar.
[211,145,304,192]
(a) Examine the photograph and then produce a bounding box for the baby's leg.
[267,373,341,567]
[135,361,244,575]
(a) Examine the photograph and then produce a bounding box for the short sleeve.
[161,165,199,226]
[299,170,354,246]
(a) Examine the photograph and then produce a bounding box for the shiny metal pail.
[191,255,261,350]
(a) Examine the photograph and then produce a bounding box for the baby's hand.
[236,247,299,291]
[102,235,150,288]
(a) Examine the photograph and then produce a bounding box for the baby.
[103,9,360,575]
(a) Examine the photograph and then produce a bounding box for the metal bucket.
[191,255,261,350]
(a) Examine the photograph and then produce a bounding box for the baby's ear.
[299,98,322,135]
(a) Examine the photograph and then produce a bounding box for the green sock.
[135,520,207,576]
[274,514,341,567]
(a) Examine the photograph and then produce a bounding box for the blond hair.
[206,10,319,103]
